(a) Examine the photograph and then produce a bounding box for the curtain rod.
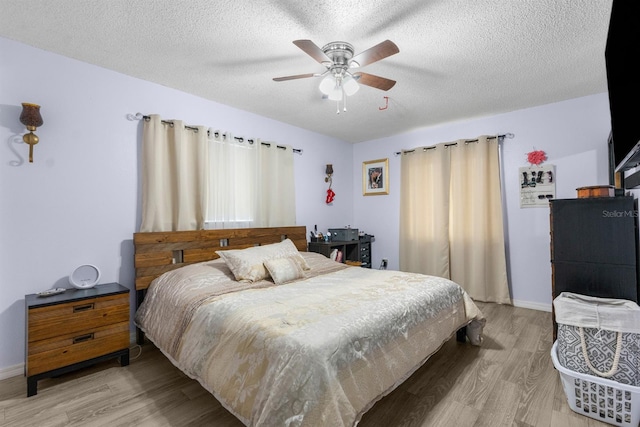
[393,133,514,156]
[126,112,303,154]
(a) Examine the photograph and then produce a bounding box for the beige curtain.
[140,115,296,232]
[399,144,451,278]
[256,141,296,227]
[140,115,208,232]
[399,136,511,304]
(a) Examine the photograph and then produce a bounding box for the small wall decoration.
[520,164,556,208]
[527,149,547,166]
[326,188,335,204]
[520,148,555,208]
[325,164,335,204]
[363,158,389,196]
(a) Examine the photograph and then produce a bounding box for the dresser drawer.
[28,293,129,342]
[27,321,129,376]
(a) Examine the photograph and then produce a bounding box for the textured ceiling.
[0,0,613,143]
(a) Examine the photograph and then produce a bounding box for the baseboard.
[512,299,552,312]
[0,363,23,381]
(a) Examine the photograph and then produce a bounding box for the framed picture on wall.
[363,158,389,196]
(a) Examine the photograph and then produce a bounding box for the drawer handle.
[73,303,94,313]
[73,333,94,344]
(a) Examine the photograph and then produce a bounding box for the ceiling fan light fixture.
[319,74,335,95]
[274,39,399,112]
[328,84,343,101]
[342,74,359,96]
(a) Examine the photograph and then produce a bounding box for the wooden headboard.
[134,226,307,291]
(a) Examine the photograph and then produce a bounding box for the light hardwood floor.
[0,302,610,426]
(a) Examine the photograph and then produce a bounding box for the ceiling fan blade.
[293,40,331,64]
[353,72,396,91]
[273,73,317,82]
[350,40,399,68]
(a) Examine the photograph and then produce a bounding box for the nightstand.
[25,282,130,397]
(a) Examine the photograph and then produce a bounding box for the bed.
[133,226,485,427]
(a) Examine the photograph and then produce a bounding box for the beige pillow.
[264,256,305,285]
[216,239,309,282]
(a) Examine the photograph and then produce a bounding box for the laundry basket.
[552,342,640,426]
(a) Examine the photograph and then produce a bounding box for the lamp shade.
[328,85,343,101]
[20,103,43,128]
[342,75,359,96]
[319,75,336,95]
[325,164,333,175]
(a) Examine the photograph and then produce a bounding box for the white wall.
[0,35,617,376]
[0,37,354,374]
[353,93,612,311]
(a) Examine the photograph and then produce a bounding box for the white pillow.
[264,256,305,285]
[216,239,309,282]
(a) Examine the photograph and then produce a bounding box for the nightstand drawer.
[27,321,129,376]
[28,293,129,342]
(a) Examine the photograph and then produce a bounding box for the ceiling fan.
[273,39,399,112]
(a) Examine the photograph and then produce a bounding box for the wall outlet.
[380,258,388,270]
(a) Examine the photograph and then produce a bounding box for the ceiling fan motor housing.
[322,41,355,71]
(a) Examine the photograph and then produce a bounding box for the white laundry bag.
[554,292,640,386]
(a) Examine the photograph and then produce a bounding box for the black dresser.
[550,196,640,338]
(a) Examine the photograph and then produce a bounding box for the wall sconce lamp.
[325,164,333,184]
[20,103,44,163]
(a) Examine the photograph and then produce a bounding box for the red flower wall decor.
[527,150,547,166]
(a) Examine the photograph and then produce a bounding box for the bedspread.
[135,252,485,427]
